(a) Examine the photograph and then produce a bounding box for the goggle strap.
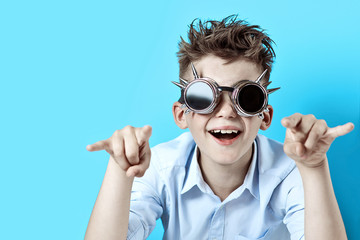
[180,104,191,115]
[258,112,264,119]
[218,86,234,92]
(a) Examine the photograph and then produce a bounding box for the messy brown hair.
[177,15,276,82]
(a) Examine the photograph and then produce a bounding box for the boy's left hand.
[281,113,354,168]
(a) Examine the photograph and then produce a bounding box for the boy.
[85,16,354,239]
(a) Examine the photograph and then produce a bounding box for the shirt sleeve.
[282,167,305,240]
[127,151,166,240]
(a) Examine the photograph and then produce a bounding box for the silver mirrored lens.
[237,85,265,113]
[185,81,214,110]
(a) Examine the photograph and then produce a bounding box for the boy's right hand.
[86,125,152,178]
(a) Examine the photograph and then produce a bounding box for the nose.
[214,93,237,118]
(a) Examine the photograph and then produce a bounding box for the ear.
[260,105,273,130]
[172,102,188,129]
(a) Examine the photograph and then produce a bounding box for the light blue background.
[1,0,359,239]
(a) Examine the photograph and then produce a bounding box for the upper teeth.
[210,130,239,134]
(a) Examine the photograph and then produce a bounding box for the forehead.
[187,55,262,86]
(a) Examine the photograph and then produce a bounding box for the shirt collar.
[241,139,260,199]
[181,140,260,200]
[181,146,212,195]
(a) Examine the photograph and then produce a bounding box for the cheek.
[185,114,195,128]
[244,118,262,133]
[186,113,208,127]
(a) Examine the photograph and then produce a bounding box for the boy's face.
[173,55,273,166]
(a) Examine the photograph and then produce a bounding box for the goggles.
[172,63,280,119]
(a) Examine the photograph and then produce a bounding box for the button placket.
[209,205,225,240]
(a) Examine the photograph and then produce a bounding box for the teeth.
[210,129,239,134]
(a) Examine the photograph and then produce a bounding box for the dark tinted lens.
[185,81,214,110]
[237,85,265,113]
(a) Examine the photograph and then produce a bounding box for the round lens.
[185,81,214,110]
[237,85,265,113]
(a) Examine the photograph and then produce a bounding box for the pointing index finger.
[86,140,108,152]
[326,122,355,138]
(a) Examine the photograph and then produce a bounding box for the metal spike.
[179,77,188,85]
[267,87,280,94]
[255,69,268,83]
[171,81,186,89]
[191,62,199,79]
[262,81,272,88]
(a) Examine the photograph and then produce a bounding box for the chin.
[211,151,245,165]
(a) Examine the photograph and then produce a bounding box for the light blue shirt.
[128,132,304,240]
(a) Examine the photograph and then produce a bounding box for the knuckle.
[113,129,123,137]
[137,171,146,178]
[310,130,320,138]
[113,152,124,160]
[126,152,138,163]
[314,120,327,132]
[144,161,150,170]
[318,119,327,127]
[292,113,302,120]
[117,160,130,171]
[283,144,292,155]
[142,157,150,169]
[123,125,134,133]
[306,114,315,120]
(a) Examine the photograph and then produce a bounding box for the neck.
[198,144,254,202]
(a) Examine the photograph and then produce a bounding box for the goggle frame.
[172,62,280,119]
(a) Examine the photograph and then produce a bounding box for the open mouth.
[209,129,240,140]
